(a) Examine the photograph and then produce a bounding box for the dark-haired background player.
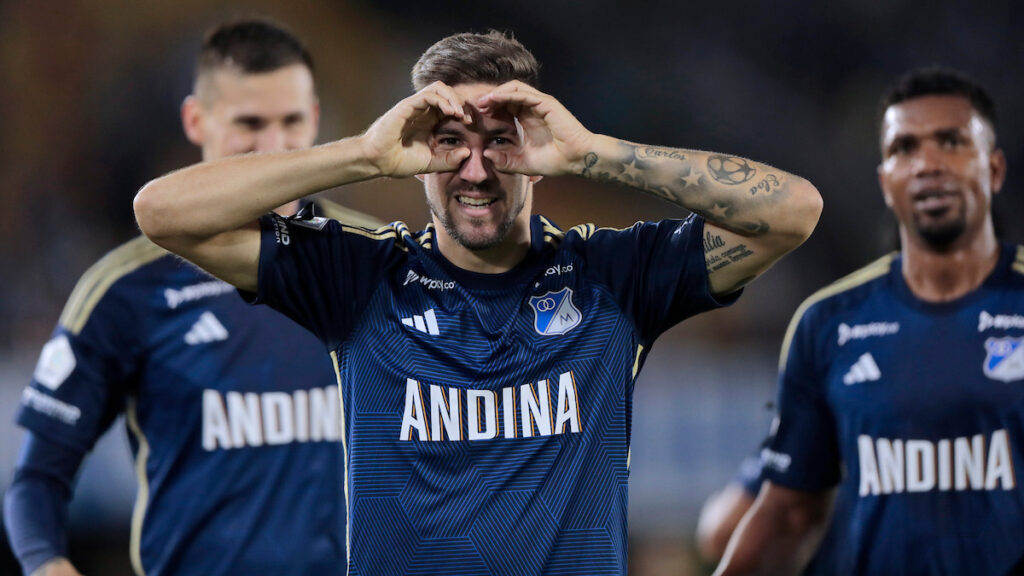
[4,18,378,576]
[715,67,1024,576]
[134,30,822,574]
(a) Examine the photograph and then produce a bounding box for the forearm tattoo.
[578,142,775,235]
[704,231,755,274]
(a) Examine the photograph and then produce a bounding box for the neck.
[901,225,1000,303]
[435,220,532,275]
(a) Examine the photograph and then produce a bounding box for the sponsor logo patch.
[164,281,234,309]
[978,311,1024,332]
[402,269,455,291]
[529,287,581,336]
[983,336,1024,382]
[837,321,899,346]
[33,335,76,390]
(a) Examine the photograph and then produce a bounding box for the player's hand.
[476,81,595,177]
[360,82,472,178]
[31,557,84,576]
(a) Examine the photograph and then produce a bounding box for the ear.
[181,95,204,146]
[989,148,1007,195]
[877,163,894,208]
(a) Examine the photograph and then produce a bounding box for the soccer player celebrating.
[134,31,822,574]
[4,19,378,576]
[715,68,1024,575]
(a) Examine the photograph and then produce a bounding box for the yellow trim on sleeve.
[1013,245,1024,275]
[778,253,896,370]
[125,397,151,576]
[632,344,645,379]
[315,198,385,230]
[59,236,167,335]
[329,351,352,574]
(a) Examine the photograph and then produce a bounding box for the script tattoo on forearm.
[748,174,781,196]
[578,145,679,202]
[704,232,755,274]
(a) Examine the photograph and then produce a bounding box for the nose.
[913,141,948,177]
[458,147,491,184]
[255,125,287,154]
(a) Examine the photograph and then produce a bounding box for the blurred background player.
[695,449,762,565]
[3,18,378,576]
[715,66,1024,575]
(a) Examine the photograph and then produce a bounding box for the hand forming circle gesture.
[476,80,595,177]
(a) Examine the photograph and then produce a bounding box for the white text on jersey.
[400,371,583,441]
[202,386,341,450]
[858,430,1015,496]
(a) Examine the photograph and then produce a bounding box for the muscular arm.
[576,138,822,295]
[133,139,379,292]
[713,482,834,576]
[475,82,822,296]
[3,434,87,576]
[134,82,473,291]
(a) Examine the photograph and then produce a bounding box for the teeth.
[458,196,495,207]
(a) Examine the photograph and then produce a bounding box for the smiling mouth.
[457,195,497,207]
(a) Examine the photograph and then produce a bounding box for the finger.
[427,146,471,173]
[482,149,527,175]
[423,82,471,123]
[406,91,467,124]
[477,90,547,114]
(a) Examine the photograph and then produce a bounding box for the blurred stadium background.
[1,0,1021,574]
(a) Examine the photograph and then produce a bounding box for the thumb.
[429,147,470,173]
[482,149,517,174]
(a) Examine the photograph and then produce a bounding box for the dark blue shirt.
[251,212,736,575]
[12,203,368,575]
[764,245,1024,575]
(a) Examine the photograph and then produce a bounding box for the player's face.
[421,83,534,252]
[878,95,1005,250]
[184,64,319,161]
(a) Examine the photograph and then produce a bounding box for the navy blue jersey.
[250,212,735,575]
[763,245,1024,575]
[16,201,376,575]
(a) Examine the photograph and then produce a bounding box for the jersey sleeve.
[735,451,765,496]
[761,304,841,491]
[578,214,740,342]
[16,279,140,454]
[3,433,85,575]
[246,213,402,349]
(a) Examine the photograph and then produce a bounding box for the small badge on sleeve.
[33,335,77,390]
[529,287,582,336]
[983,336,1024,382]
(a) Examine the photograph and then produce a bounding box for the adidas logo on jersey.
[185,312,229,345]
[843,352,881,385]
[402,309,440,335]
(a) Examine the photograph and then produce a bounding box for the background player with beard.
[3,18,377,576]
[715,67,1024,576]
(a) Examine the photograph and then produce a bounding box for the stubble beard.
[429,186,527,251]
[913,210,967,251]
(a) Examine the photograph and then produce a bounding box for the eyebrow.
[434,124,517,137]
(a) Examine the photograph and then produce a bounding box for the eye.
[938,132,966,148]
[283,114,306,128]
[887,138,915,156]
[437,136,462,146]
[234,117,266,131]
[490,136,517,147]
